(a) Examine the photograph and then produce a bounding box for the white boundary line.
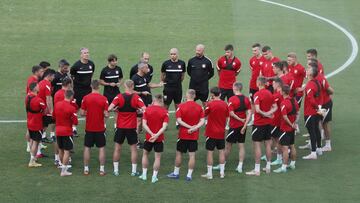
[0,1,357,124]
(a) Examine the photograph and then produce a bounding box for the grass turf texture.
[0,0,359,202]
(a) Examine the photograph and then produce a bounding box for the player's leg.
[152,152,161,183]
[314,115,322,155]
[83,146,91,175]
[289,144,297,169]
[264,139,272,174]
[246,141,261,176]
[187,152,196,181]
[202,138,214,179]
[130,144,139,176]
[139,149,149,181]
[112,143,122,175]
[237,143,245,173]
[97,132,106,175]
[60,136,73,176]
[218,140,226,178]
[303,116,318,159]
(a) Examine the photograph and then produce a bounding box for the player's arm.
[229,111,245,123]
[108,103,117,112]
[189,118,205,133]
[46,95,53,114]
[186,60,192,77]
[160,72,166,83]
[235,60,242,76]
[208,62,214,79]
[71,111,79,126]
[153,122,168,138]
[142,119,155,136]
[327,86,334,95]
[148,81,164,89]
[176,117,192,129]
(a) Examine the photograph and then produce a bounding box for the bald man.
[161,48,186,110]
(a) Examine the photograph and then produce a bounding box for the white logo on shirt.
[178,65,181,69]
[89,65,92,70]
[116,71,119,74]
[202,64,206,68]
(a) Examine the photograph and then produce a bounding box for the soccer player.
[249,43,264,102]
[246,76,277,176]
[100,54,123,104]
[287,52,306,104]
[25,65,44,152]
[139,94,169,183]
[39,61,51,80]
[187,44,214,107]
[260,45,280,93]
[38,69,56,158]
[216,44,241,101]
[273,61,295,92]
[81,80,109,176]
[273,85,299,173]
[108,80,146,176]
[306,49,324,75]
[302,62,323,160]
[70,48,95,108]
[52,59,70,97]
[201,87,229,179]
[26,82,46,167]
[54,78,77,108]
[217,82,251,173]
[167,89,205,181]
[161,48,186,110]
[269,78,284,166]
[130,52,154,83]
[53,89,78,176]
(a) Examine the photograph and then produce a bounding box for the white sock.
[325,140,331,147]
[207,165,212,176]
[114,123,117,128]
[113,162,119,172]
[255,164,260,172]
[30,154,35,161]
[131,164,137,173]
[27,141,30,148]
[142,168,147,176]
[219,164,225,175]
[174,167,180,175]
[266,162,271,169]
[187,169,193,177]
[42,132,47,139]
[100,165,105,172]
[237,162,243,170]
[153,170,158,178]
[290,161,296,166]
[281,164,287,170]
[50,132,55,137]
[36,147,41,155]
[84,166,89,171]
[277,154,282,160]
[311,151,317,156]
[72,126,77,131]
[55,154,59,161]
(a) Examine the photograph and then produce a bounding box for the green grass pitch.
[0,0,359,202]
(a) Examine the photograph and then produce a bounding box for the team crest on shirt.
[224,61,227,64]
[202,64,206,68]
[252,61,255,65]
[178,65,181,69]
[260,61,263,65]
[233,62,236,66]
[116,71,119,74]
[89,65,92,70]
[265,64,268,68]
[295,70,298,74]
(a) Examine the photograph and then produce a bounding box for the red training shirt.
[81,92,109,132]
[288,63,306,97]
[304,79,322,116]
[249,55,265,90]
[38,79,52,114]
[54,89,79,109]
[280,97,299,132]
[26,93,46,131]
[204,99,229,139]
[53,100,78,136]
[228,94,251,128]
[112,93,145,129]
[271,90,283,127]
[253,88,274,126]
[143,105,169,142]
[176,101,204,140]
[26,75,38,94]
[217,56,241,89]
[260,57,280,87]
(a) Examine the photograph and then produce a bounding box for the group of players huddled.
[25,43,333,182]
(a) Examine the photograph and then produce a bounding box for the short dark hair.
[65,89,74,99]
[281,85,291,95]
[43,68,56,78]
[91,80,100,90]
[281,60,288,70]
[308,58,318,64]
[252,43,261,48]
[29,82,38,92]
[59,59,69,67]
[62,77,72,87]
[32,65,43,74]
[39,61,51,69]
[224,44,234,51]
[154,94,164,103]
[273,61,284,71]
[308,62,319,78]
[306,49,318,57]
[262,45,271,52]
[257,76,267,85]
[210,87,221,97]
[273,77,284,86]
[233,82,243,91]
[107,54,118,62]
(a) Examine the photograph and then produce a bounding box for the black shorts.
[251,125,272,142]
[295,95,303,107]
[143,141,164,152]
[279,131,295,146]
[74,87,92,107]
[114,128,138,145]
[29,130,43,142]
[176,139,198,153]
[57,136,74,150]
[163,88,182,105]
[194,90,208,102]
[84,131,106,148]
[270,126,281,138]
[42,115,54,127]
[104,92,119,104]
[226,127,246,143]
[220,88,234,102]
[205,137,225,151]
[141,94,153,107]
[322,100,333,123]
[249,88,258,103]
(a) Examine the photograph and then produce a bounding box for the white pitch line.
[259,0,358,79]
[0,1,358,124]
